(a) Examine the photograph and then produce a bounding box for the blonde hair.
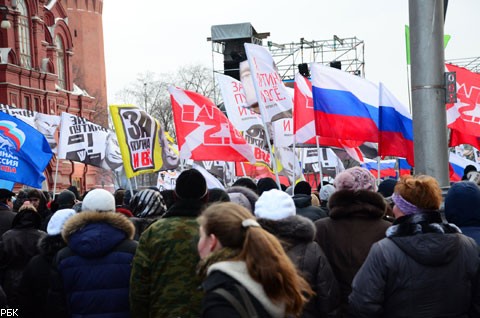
[198,202,313,316]
[394,175,442,210]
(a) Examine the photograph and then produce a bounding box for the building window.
[55,35,66,89]
[17,0,31,68]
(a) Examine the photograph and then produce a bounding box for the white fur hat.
[81,189,115,212]
[47,208,76,235]
[254,189,296,220]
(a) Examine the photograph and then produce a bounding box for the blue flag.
[0,111,53,188]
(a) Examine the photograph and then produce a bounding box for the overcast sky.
[103,0,480,107]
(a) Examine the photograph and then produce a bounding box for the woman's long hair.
[199,202,313,316]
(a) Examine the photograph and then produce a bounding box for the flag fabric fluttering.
[216,73,271,167]
[243,43,293,124]
[446,64,480,149]
[378,83,414,165]
[361,159,397,179]
[294,72,365,162]
[398,158,413,176]
[448,152,479,182]
[58,112,125,172]
[311,63,379,143]
[169,86,256,163]
[109,105,175,178]
[0,111,52,188]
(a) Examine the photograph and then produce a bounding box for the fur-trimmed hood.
[62,211,135,258]
[387,211,463,266]
[328,189,387,219]
[257,215,315,244]
[208,261,285,318]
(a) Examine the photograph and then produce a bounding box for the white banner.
[0,104,61,153]
[243,43,293,123]
[58,112,108,165]
[216,73,262,131]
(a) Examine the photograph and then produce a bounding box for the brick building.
[0,0,110,194]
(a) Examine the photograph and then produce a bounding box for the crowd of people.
[0,166,479,317]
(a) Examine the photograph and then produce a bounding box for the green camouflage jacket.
[130,202,203,318]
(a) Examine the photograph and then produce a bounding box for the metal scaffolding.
[446,56,480,73]
[266,36,365,81]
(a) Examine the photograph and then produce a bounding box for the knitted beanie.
[56,190,76,209]
[174,169,208,200]
[47,209,76,235]
[129,189,167,218]
[255,189,296,220]
[334,166,377,192]
[81,189,115,212]
[294,181,312,195]
[319,184,335,201]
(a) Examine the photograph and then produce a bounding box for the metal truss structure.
[266,36,365,81]
[446,56,480,73]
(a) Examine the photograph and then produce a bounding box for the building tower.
[63,0,107,125]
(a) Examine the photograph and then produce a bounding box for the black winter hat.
[256,177,278,196]
[377,179,397,198]
[294,181,311,195]
[56,190,76,209]
[175,169,207,200]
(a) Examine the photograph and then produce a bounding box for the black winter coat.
[293,194,328,222]
[17,235,66,317]
[348,212,480,318]
[0,209,46,307]
[259,215,340,318]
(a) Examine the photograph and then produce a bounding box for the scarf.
[196,247,241,279]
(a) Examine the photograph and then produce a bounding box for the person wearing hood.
[314,167,390,316]
[128,189,167,240]
[48,189,137,317]
[292,181,328,222]
[18,209,76,317]
[0,203,46,308]
[255,189,340,317]
[197,202,313,318]
[348,175,480,317]
[444,181,480,245]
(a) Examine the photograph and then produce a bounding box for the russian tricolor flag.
[398,158,412,176]
[311,64,379,143]
[449,152,479,182]
[361,159,397,178]
[378,83,414,166]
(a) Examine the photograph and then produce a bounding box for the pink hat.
[334,167,377,192]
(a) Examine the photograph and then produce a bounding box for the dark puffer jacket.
[314,190,391,316]
[349,212,480,318]
[293,194,328,222]
[258,215,340,318]
[49,211,137,318]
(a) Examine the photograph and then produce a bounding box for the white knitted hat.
[254,189,296,220]
[47,208,76,235]
[81,189,115,212]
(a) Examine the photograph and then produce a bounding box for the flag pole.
[127,177,134,199]
[377,156,381,184]
[316,136,324,184]
[240,162,247,177]
[52,156,60,200]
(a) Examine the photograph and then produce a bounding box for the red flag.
[169,86,255,163]
[446,64,480,140]
[449,128,480,149]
